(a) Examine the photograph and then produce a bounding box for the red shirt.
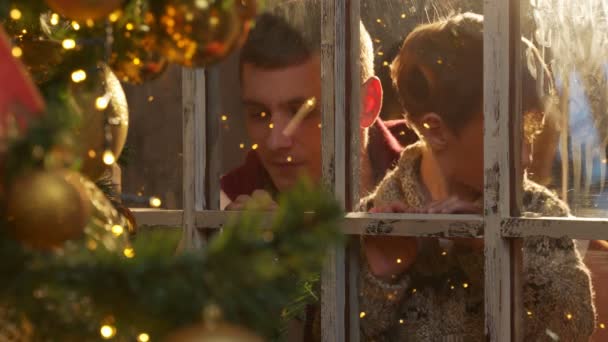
[221,119,416,201]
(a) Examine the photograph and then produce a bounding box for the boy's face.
[241,55,322,192]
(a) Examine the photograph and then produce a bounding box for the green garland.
[0,181,343,341]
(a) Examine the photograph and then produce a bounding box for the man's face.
[241,56,322,192]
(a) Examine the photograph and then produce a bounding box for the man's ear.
[360,76,383,128]
[413,112,449,151]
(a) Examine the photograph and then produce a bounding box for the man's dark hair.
[240,0,375,83]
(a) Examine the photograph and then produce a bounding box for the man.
[220,0,416,209]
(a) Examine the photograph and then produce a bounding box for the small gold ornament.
[71,65,129,180]
[164,322,263,342]
[157,0,249,67]
[6,170,91,249]
[44,0,125,21]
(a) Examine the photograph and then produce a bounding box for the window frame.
[127,0,608,341]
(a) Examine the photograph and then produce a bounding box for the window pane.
[524,0,608,218]
[121,65,183,210]
[357,0,483,213]
[218,0,322,212]
[514,1,603,339]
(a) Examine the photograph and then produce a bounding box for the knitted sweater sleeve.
[522,181,596,341]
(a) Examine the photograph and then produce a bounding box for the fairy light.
[72,21,81,30]
[441,251,447,256]
[318,123,322,128]
[10,8,22,20]
[111,225,124,236]
[463,283,469,289]
[71,69,87,83]
[209,15,219,27]
[377,51,384,56]
[109,11,121,22]
[239,143,245,149]
[359,312,366,318]
[133,57,141,65]
[423,123,431,129]
[96,96,110,110]
[412,288,417,294]
[50,13,60,25]
[21,29,27,34]
[103,150,116,165]
[566,313,573,320]
[401,13,406,19]
[269,123,274,129]
[86,19,95,27]
[399,319,404,324]
[137,333,150,342]
[221,115,228,121]
[252,144,259,150]
[148,96,155,102]
[437,58,443,65]
[399,130,406,135]
[260,112,267,118]
[149,196,162,208]
[600,323,606,329]
[62,39,76,50]
[100,325,116,339]
[527,311,533,316]
[11,46,22,58]
[396,258,402,264]
[376,18,382,23]
[125,22,134,31]
[450,285,455,290]
[123,247,135,258]
[88,150,97,158]
[383,61,389,67]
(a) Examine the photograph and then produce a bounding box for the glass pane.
[524,0,608,218]
[357,0,483,213]
[217,0,322,212]
[121,65,183,209]
[357,1,492,341]
[514,1,604,340]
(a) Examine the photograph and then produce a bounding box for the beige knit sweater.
[358,142,596,341]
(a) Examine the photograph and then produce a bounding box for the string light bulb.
[125,22,134,31]
[221,115,228,121]
[109,11,121,22]
[252,144,259,150]
[600,323,606,329]
[100,325,117,339]
[111,225,124,236]
[123,247,135,258]
[359,312,366,318]
[149,196,162,208]
[10,8,22,20]
[62,39,76,50]
[11,46,22,58]
[463,283,469,289]
[72,21,81,30]
[71,69,87,83]
[396,258,402,264]
[137,333,150,342]
[95,95,111,110]
[133,57,141,65]
[50,13,60,25]
[103,150,116,165]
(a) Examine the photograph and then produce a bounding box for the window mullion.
[484,0,513,340]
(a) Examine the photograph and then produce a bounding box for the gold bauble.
[158,0,248,67]
[13,38,64,84]
[165,322,264,342]
[6,170,91,250]
[110,7,168,84]
[44,0,125,21]
[72,65,129,180]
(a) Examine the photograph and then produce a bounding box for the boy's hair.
[240,0,375,84]
[391,12,551,133]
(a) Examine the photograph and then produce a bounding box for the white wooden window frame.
[128,0,608,340]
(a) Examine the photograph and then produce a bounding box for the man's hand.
[225,189,278,211]
[364,202,419,281]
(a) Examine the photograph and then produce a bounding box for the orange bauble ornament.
[157,0,250,67]
[45,0,125,21]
